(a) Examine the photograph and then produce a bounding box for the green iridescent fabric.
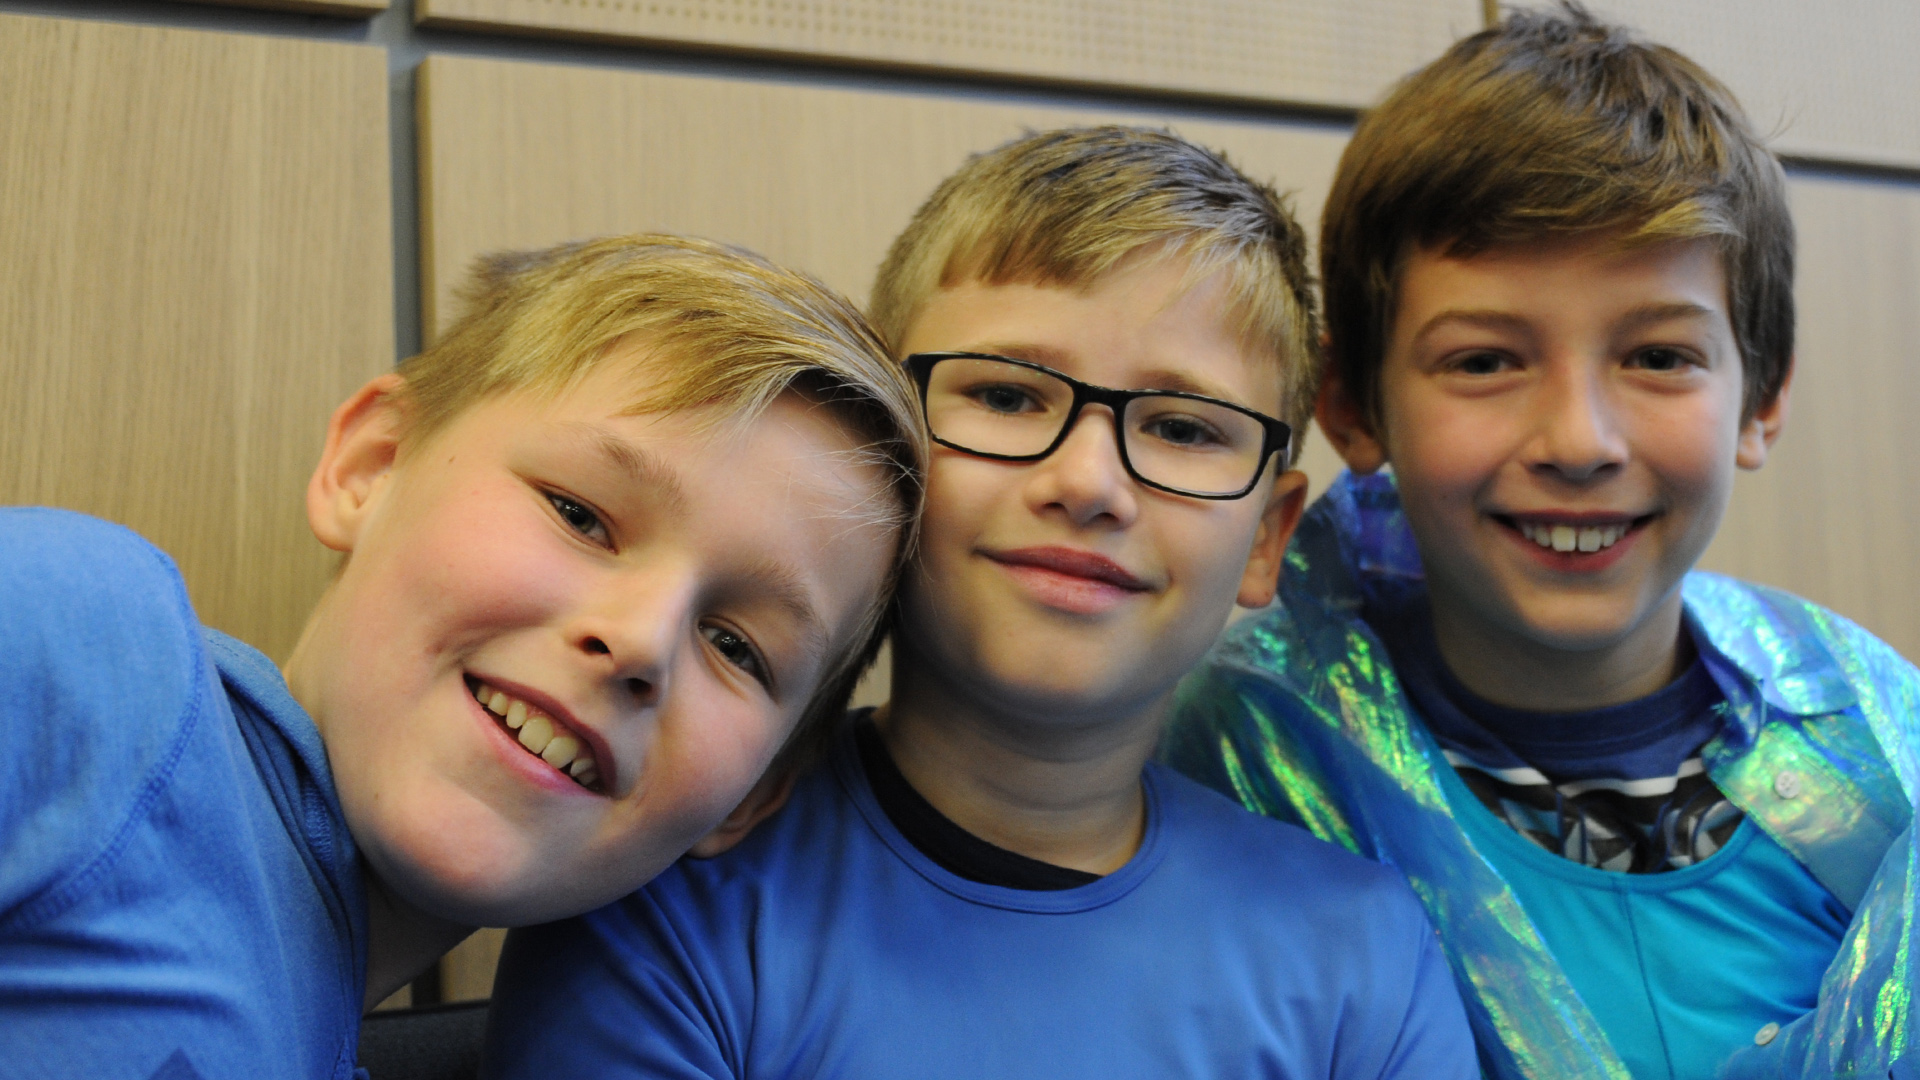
[1163,472,1920,1080]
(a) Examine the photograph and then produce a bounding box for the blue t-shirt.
[481,729,1478,1080]
[1370,598,1848,1077]
[0,509,368,1080]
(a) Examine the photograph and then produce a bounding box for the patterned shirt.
[1373,599,1743,873]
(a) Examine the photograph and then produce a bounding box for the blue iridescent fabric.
[1163,471,1919,1079]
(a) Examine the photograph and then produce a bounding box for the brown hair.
[398,233,925,758]
[871,126,1322,436]
[1321,1,1793,426]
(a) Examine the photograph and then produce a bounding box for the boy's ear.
[1314,366,1388,475]
[1236,469,1310,608]
[307,373,410,553]
[1736,358,1793,470]
[686,766,798,858]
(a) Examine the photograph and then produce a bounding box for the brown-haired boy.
[1166,7,1920,1079]
[484,126,1476,1079]
[0,234,923,1080]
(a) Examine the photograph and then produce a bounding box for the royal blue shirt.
[482,729,1477,1080]
[0,509,368,1080]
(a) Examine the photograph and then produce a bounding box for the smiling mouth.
[1501,516,1650,554]
[465,676,602,792]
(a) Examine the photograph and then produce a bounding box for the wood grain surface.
[0,14,394,662]
[1592,0,1920,170]
[414,0,1480,112]
[1698,173,1920,660]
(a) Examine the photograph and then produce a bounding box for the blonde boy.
[486,130,1474,1079]
[0,235,922,1080]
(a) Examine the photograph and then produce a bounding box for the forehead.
[902,255,1283,415]
[1395,235,1730,328]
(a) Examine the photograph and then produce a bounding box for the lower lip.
[467,687,598,798]
[993,560,1144,616]
[1505,522,1641,573]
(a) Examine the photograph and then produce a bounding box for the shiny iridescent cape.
[1163,471,1920,1080]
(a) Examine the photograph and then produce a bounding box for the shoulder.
[1149,766,1424,921]
[0,509,214,922]
[0,506,203,719]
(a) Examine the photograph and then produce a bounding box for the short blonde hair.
[871,126,1320,435]
[398,233,926,759]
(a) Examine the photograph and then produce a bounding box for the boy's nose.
[1025,407,1140,527]
[1528,369,1628,482]
[570,573,698,706]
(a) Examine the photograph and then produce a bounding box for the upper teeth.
[1519,521,1628,553]
[475,682,600,789]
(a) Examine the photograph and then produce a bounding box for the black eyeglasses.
[903,352,1292,500]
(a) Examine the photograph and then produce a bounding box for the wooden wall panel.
[414,0,1480,112]
[179,0,390,16]
[1699,174,1920,661]
[418,54,1351,492]
[0,14,394,662]
[1591,0,1920,170]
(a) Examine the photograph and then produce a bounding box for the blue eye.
[702,624,771,689]
[546,491,610,546]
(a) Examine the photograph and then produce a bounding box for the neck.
[880,645,1164,876]
[1426,588,1693,712]
[361,868,474,1013]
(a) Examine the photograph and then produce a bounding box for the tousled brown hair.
[872,126,1322,437]
[1322,1,1794,426]
[397,233,926,762]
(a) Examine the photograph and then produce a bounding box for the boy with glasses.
[483,127,1476,1079]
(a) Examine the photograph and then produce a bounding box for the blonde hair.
[1323,2,1793,427]
[870,126,1321,435]
[398,233,926,758]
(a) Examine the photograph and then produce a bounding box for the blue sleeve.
[0,508,204,926]
[480,889,740,1080]
[1366,914,1483,1080]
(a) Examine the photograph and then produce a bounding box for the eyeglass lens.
[922,356,1268,496]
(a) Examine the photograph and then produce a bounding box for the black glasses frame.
[903,351,1293,501]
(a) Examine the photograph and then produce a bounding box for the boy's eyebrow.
[1408,309,1533,347]
[575,427,688,514]
[1412,302,1724,347]
[739,555,831,670]
[1614,301,1723,330]
[974,343,1245,402]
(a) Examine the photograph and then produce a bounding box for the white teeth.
[518,714,554,755]
[1519,521,1630,553]
[541,735,580,769]
[475,680,600,789]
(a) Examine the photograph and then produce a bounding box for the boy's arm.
[1365,921,1483,1080]
[0,508,200,920]
[479,893,741,1080]
[1356,898,1483,1080]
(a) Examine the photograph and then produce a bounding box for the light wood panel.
[415,0,1480,112]
[1590,0,1920,171]
[0,14,394,662]
[418,54,1351,490]
[180,0,390,16]
[1699,173,1920,661]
